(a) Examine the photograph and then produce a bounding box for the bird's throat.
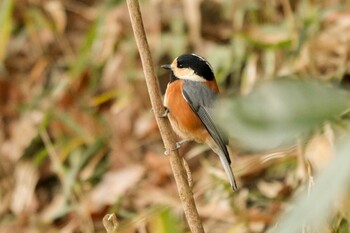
[169,73,179,83]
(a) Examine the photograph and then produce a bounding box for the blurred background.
[1,0,350,232]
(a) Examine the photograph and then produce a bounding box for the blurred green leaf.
[149,207,182,233]
[239,23,293,49]
[269,135,350,233]
[70,18,99,77]
[334,217,350,233]
[26,7,52,30]
[33,147,48,166]
[214,79,350,151]
[54,110,93,142]
[207,45,233,82]
[0,0,13,62]
[80,136,107,168]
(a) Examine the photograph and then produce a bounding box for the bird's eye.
[177,63,183,68]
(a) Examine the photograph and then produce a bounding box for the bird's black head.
[162,54,215,82]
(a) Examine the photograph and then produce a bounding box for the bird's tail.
[217,152,238,191]
[207,140,238,191]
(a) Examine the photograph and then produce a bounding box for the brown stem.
[126,0,204,232]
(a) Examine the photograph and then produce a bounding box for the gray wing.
[182,80,231,164]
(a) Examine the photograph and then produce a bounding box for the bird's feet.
[158,107,169,118]
[175,139,188,148]
[164,139,189,155]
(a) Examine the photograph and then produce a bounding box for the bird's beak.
[161,64,172,70]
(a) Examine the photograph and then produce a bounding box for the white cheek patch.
[174,67,206,82]
[184,74,206,82]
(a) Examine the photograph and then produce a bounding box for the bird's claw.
[164,143,181,155]
[151,107,170,118]
[163,140,188,155]
[175,139,188,148]
[159,107,170,118]
[156,107,169,118]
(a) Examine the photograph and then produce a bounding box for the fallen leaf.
[305,126,334,173]
[1,111,43,161]
[257,181,284,199]
[11,161,39,215]
[44,0,66,34]
[144,151,172,185]
[87,165,145,213]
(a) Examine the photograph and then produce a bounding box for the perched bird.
[161,53,238,191]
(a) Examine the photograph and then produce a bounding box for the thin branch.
[126,0,204,232]
[103,214,119,233]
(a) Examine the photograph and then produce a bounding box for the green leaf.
[0,0,13,62]
[69,18,99,77]
[239,23,293,49]
[149,207,182,233]
[214,79,350,151]
[334,217,350,233]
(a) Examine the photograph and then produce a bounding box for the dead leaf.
[0,156,15,215]
[296,11,350,78]
[91,9,122,65]
[40,193,65,222]
[133,112,158,139]
[145,151,172,185]
[103,213,119,233]
[11,161,39,215]
[87,165,145,213]
[257,181,284,199]
[305,126,334,173]
[248,221,265,233]
[1,111,43,161]
[44,0,67,34]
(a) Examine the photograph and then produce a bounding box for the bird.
[161,53,238,191]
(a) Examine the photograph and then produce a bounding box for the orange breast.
[164,80,219,143]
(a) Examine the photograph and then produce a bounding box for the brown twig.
[103,214,119,233]
[126,0,205,232]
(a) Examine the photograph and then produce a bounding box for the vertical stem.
[126,1,204,232]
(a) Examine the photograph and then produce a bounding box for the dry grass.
[1,0,350,232]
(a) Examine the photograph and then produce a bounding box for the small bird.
[161,53,238,191]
